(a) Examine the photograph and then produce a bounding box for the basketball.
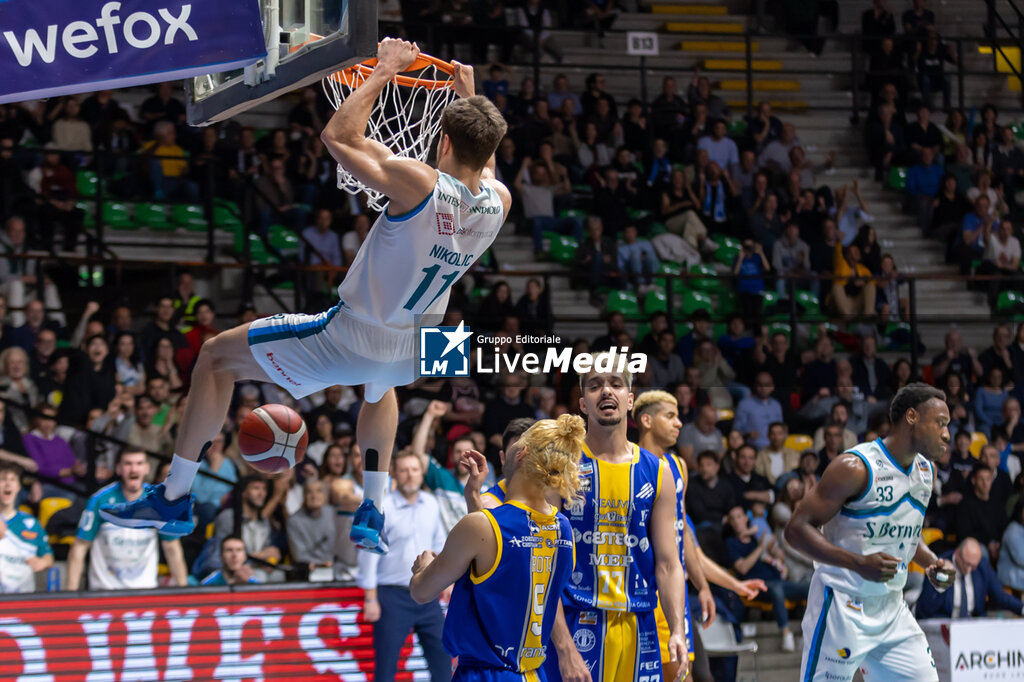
[237,404,309,474]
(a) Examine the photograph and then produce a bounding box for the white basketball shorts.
[800,571,938,682]
[247,303,417,403]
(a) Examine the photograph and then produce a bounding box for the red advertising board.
[0,585,429,680]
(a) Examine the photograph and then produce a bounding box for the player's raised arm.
[785,454,899,582]
[409,511,496,604]
[321,38,437,214]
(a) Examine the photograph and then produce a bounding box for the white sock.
[362,471,389,512]
[163,454,201,501]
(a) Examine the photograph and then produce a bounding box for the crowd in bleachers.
[0,5,1021,679]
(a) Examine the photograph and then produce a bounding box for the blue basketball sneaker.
[98,483,196,537]
[350,500,389,554]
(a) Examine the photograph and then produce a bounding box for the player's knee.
[198,335,231,373]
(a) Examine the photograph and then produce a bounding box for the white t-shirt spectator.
[0,510,51,593]
[78,482,169,589]
[984,234,1022,267]
[341,230,364,257]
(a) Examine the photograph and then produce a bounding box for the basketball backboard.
[185,0,376,126]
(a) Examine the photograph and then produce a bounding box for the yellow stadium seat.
[969,432,987,458]
[651,4,728,15]
[206,522,215,540]
[38,497,72,530]
[720,79,801,92]
[704,58,783,71]
[921,528,944,546]
[18,505,32,516]
[158,563,169,577]
[665,21,744,34]
[727,100,807,111]
[785,434,814,452]
[680,40,758,53]
[717,409,734,422]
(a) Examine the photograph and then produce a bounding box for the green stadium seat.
[558,208,586,220]
[628,208,651,222]
[172,204,207,229]
[681,290,713,315]
[769,322,792,338]
[728,120,748,137]
[656,262,685,294]
[713,236,741,265]
[716,290,737,315]
[643,288,668,314]
[76,201,96,228]
[269,225,300,255]
[77,170,98,197]
[998,290,1024,316]
[134,203,173,230]
[549,235,578,265]
[795,289,822,316]
[649,222,667,236]
[470,287,491,301]
[213,204,242,229]
[101,202,134,230]
[888,166,908,191]
[689,263,722,292]
[637,322,651,341]
[606,290,642,318]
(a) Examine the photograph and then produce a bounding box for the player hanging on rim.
[785,383,955,682]
[408,414,584,682]
[99,38,511,555]
[544,353,688,682]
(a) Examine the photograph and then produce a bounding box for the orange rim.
[329,52,455,90]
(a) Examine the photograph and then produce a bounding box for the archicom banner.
[0,585,429,680]
[0,0,266,104]
[950,619,1024,681]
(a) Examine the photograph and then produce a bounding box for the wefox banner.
[0,0,266,104]
[0,584,428,680]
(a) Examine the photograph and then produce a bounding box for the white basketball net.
[322,61,457,212]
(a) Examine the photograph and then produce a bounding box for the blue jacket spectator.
[733,372,784,449]
[906,152,943,198]
[999,505,1024,592]
[973,368,1009,437]
[916,539,1024,619]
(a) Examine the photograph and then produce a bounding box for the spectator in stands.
[771,222,811,297]
[287,480,336,579]
[916,537,1024,619]
[727,444,774,511]
[252,155,306,239]
[811,400,860,451]
[357,449,449,682]
[145,337,184,394]
[979,220,1022,308]
[341,214,371,266]
[573,215,619,295]
[861,0,897,56]
[0,346,38,432]
[516,0,562,62]
[917,29,956,112]
[750,193,784,255]
[660,168,707,249]
[749,102,783,152]
[68,449,187,590]
[698,119,739,177]
[301,208,342,269]
[999,502,1024,591]
[866,104,905,181]
[759,123,799,177]
[801,334,838,402]
[933,328,982,388]
[516,159,579,257]
[688,70,728,122]
[734,240,769,325]
[514,278,552,336]
[139,82,185,137]
[617,224,659,290]
[956,464,1008,563]
[205,476,285,576]
[968,171,1007,216]
[693,338,741,409]
[201,535,258,586]
[678,405,725,467]
[756,422,800,486]
[594,167,635,235]
[752,330,799,410]
[648,330,685,389]
[24,402,80,496]
[725,505,805,651]
[26,149,85,252]
[906,104,943,161]
[141,296,188,361]
[832,244,876,319]
[481,372,534,458]
[0,218,64,329]
[816,423,846,476]
[868,37,906,99]
[689,448,737,535]
[141,121,198,202]
[112,332,145,396]
[60,335,116,427]
[126,393,173,456]
[907,147,943,231]
[475,281,517,333]
[974,368,1009,437]
[734,372,784,450]
[697,162,737,233]
[851,334,892,403]
[0,462,52,592]
[980,326,1014,389]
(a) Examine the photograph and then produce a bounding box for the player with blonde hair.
[100,38,511,556]
[410,414,585,681]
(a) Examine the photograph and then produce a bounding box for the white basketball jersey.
[338,171,504,334]
[815,438,934,598]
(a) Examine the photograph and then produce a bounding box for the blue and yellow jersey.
[444,501,575,673]
[562,442,663,613]
[481,478,507,506]
[662,452,689,567]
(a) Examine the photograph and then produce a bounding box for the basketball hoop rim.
[330,52,455,90]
